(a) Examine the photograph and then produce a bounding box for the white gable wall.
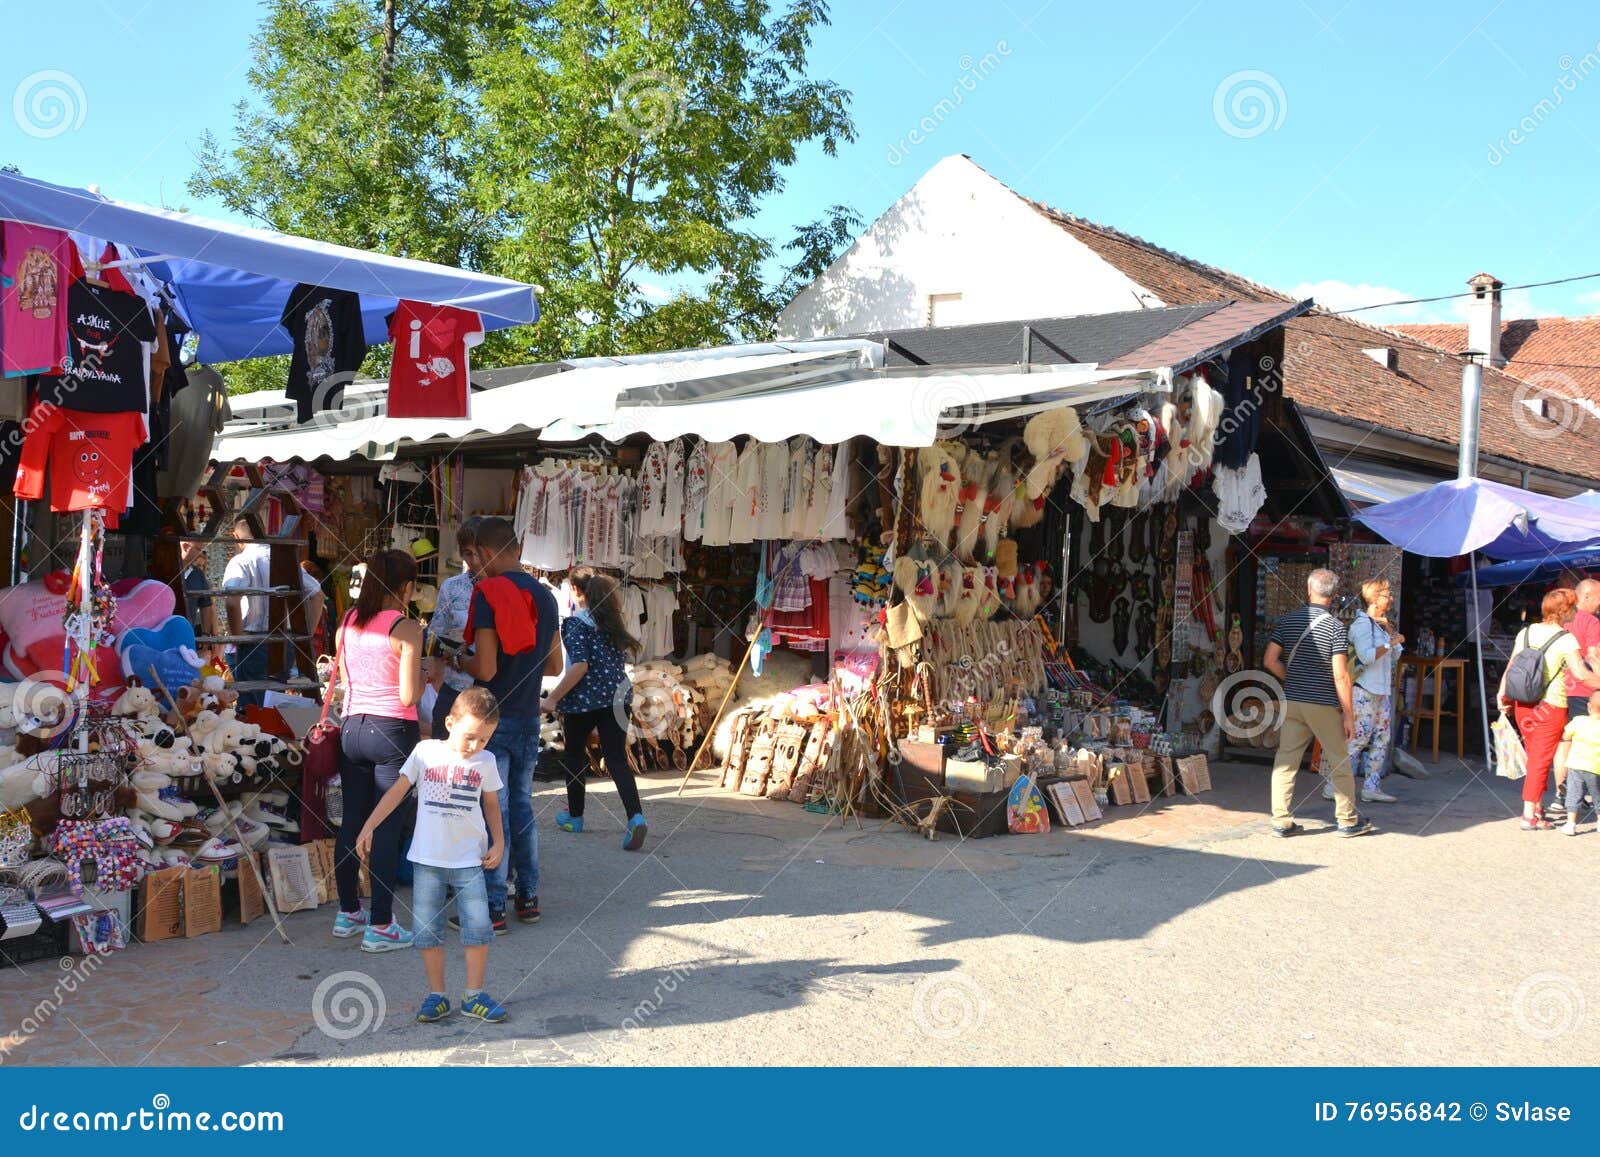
[777,155,1160,339]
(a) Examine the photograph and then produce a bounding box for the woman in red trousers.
[1499,589,1596,829]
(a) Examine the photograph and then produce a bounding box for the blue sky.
[5,0,1600,326]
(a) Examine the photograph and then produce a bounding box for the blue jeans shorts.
[409,863,493,949]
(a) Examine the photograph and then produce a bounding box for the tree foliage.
[190,0,858,390]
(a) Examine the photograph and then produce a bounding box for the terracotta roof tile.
[1013,194,1600,482]
[1396,317,1600,406]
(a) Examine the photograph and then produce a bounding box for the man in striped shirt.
[1263,569,1373,838]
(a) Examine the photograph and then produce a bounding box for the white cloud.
[1288,279,1560,327]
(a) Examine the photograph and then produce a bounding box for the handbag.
[299,613,349,842]
[1491,711,1527,780]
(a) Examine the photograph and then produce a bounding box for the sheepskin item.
[892,553,938,624]
[937,559,963,619]
[995,539,1019,579]
[953,566,984,624]
[917,445,962,547]
[1023,406,1085,500]
[979,567,1002,620]
[953,452,991,562]
[1187,376,1224,470]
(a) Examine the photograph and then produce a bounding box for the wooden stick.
[674,549,807,797]
[145,665,291,945]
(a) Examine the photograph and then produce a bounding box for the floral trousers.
[1347,686,1394,792]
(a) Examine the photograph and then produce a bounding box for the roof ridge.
[1018,194,1295,306]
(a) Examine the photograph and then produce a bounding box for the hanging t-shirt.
[385,301,483,418]
[36,280,157,413]
[1,222,71,378]
[282,283,366,423]
[13,404,146,517]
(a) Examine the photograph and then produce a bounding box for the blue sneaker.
[361,922,414,953]
[461,991,507,1022]
[556,811,583,833]
[332,909,368,939]
[416,993,451,1023]
[623,813,648,852]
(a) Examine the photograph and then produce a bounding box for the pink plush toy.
[0,575,174,691]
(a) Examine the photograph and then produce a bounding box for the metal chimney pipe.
[1458,349,1484,480]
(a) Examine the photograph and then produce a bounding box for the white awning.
[211,343,879,463]
[540,365,1166,448]
[1331,460,1447,507]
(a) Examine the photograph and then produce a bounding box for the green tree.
[190,0,857,391]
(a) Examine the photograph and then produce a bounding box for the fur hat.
[1023,406,1085,500]
[995,539,1019,578]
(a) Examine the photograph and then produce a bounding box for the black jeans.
[562,707,642,819]
[335,714,420,926]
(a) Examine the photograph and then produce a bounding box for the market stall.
[0,171,541,962]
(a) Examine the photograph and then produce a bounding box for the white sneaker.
[1321,781,1335,801]
[1564,820,1578,836]
[1361,788,1397,803]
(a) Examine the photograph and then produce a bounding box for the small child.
[357,686,509,1022]
[1559,691,1600,837]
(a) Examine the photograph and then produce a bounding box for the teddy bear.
[112,684,163,719]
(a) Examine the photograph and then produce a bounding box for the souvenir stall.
[0,170,540,962]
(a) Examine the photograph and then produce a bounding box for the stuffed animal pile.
[0,674,305,872]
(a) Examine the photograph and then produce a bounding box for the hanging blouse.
[683,438,710,543]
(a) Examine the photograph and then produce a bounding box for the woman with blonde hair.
[1498,588,1598,829]
[1336,578,1405,803]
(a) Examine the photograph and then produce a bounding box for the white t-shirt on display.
[399,739,504,869]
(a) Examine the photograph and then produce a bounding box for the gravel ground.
[3,755,1596,1066]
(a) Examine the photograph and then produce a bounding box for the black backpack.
[1504,627,1569,706]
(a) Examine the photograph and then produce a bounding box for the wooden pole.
[146,665,291,945]
[675,549,806,796]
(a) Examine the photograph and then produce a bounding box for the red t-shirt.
[386,302,483,418]
[14,403,145,520]
[1567,608,1600,700]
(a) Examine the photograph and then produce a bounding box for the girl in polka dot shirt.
[544,570,648,851]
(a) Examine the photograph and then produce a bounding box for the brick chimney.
[1467,272,1504,367]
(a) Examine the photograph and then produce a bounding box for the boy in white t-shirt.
[357,687,508,1023]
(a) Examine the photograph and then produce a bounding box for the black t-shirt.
[39,280,156,412]
[470,572,559,720]
[281,283,366,423]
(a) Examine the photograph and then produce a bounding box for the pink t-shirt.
[1566,608,1600,700]
[1,222,70,377]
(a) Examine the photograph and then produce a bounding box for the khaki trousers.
[1271,700,1358,829]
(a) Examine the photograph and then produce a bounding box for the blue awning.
[1353,477,1600,559]
[0,171,540,363]
[1469,548,1600,587]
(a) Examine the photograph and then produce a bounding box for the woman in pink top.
[332,549,424,951]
